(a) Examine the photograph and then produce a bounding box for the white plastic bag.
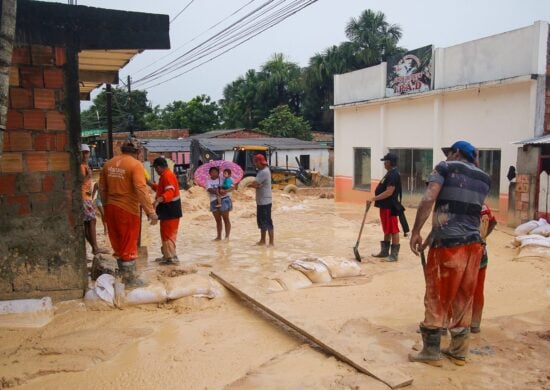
[514,220,540,236]
[290,259,332,283]
[163,274,217,300]
[317,256,362,278]
[125,283,167,305]
[0,297,54,328]
[95,274,115,304]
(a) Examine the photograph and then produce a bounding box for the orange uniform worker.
[149,157,182,265]
[99,142,158,286]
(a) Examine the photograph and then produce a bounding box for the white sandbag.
[514,220,541,236]
[125,283,167,305]
[517,245,550,259]
[518,235,550,248]
[84,289,115,311]
[113,281,126,309]
[290,259,332,283]
[272,269,312,290]
[163,274,217,300]
[0,297,54,328]
[317,256,361,278]
[95,274,115,304]
[530,223,550,237]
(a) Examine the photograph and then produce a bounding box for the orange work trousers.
[160,218,180,259]
[423,242,482,330]
[104,204,140,262]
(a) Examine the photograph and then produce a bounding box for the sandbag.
[514,219,546,236]
[163,274,217,300]
[271,269,312,290]
[517,245,550,259]
[516,235,550,248]
[0,297,54,328]
[317,256,361,278]
[530,224,550,237]
[95,274,115,304]
[125,283,167,305]
[290,259,332,283]
[84,289,115,310]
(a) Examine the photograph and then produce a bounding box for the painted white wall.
[334,63,386,105]
[434,22,548,89]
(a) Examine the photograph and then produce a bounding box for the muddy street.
[1,188,549,390]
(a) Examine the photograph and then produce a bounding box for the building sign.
[386,45,433,97]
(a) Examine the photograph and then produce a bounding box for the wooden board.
[211,272,413,389]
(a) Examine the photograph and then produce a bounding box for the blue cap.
[441,141,476,162]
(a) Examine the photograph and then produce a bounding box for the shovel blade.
[353,245,361,262]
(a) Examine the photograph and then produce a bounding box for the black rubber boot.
[408,324,442,366]
[117,260,146,288]
[442,328,470,366]
[384,244,400,262]
[372,241,390,258]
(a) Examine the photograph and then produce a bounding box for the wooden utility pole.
[0,0,17,155]
[106,84,113,158]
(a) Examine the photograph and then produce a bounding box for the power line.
[134,0,318,89]
[170,0,195,24]
[133,0,257,76]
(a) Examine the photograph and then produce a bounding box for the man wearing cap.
[99,142,158,286]
[149,157,182,265]
[81,144,107,256]
[370,152,402,262]
[249,154,274,246]
[408,141,490,366]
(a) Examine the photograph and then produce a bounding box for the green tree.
[161,95,220,134]
[220,70,261,128]
[80,87,154,132]
[258,105,312,140]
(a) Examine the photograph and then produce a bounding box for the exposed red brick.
[34,89,55,109]
[49,152,70,171]
[55,133,68,151]
[42,175,55,192]
[9,67,19,86]
[46,111,66,131]
[31,45,54,66]
[11,47,31,65]
[55,47,66,66]
[0,153,23,173]
[26,152,49,172]
[20,67,44,88]
[7,195,31,216]
[9,88,33,109]
[6,130,32,151]
[23,111,46,130]
[34,133,55,151]
[0,175,17,195]
[6,111,23,130]
[43,68,64,88]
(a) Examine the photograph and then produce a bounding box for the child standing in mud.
[206,167,232,240]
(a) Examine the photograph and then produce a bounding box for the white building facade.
[333,21,549,221]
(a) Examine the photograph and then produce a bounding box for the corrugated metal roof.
[513,134,550,145]
[140,137,328,153]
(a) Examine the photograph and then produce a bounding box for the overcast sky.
[50,0,550,109]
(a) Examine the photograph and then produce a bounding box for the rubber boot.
[408,324,442,366]
[384,244,400,262]
[117,260,146,288]
[442,328,470,366]
[372,241,390,258]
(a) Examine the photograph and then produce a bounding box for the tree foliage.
[258,105,312,140]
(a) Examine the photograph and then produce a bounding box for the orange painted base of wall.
[335,176,510,221]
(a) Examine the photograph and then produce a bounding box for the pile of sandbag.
[512,218,550,259]
[84,270,220,310]
[266,256,362,292]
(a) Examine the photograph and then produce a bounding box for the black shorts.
[256,204,273,231]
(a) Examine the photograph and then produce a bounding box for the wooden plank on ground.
[211,271,413,389]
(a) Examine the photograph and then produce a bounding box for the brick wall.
[0,44,86,301]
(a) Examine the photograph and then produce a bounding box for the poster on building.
[386,45,433,97]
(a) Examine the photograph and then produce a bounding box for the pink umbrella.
[193,160,244,188]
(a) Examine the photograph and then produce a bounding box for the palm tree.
[0,0,17,153]
[345,9,404,66]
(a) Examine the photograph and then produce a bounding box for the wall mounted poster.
[386,45,433,97]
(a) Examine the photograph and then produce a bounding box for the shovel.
[353,201,371,261]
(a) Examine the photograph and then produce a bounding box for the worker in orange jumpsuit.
[99,142,158,287]
[148,157,182,265]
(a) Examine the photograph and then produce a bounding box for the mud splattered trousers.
[423,242,482,330]
[160,218,179,259]
[105,204,140,262]
[471,265,487,328]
